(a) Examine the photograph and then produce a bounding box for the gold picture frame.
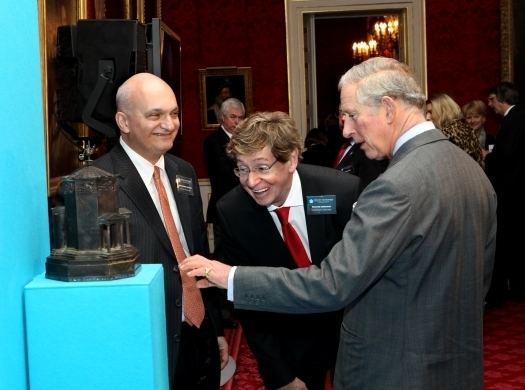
[199,67,253,129]
[500,0,515,81]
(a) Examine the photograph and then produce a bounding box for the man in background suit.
[183,58,497,389]
[203,97,245,253]
[214,111,361,389]
[94,73,227,389]
[334,138,388,190]
[485,81,525,305]
[334,107,388,190]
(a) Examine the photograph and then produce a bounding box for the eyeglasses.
[233,159,278,178]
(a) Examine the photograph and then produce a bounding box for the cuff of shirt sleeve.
[227,266,237,301]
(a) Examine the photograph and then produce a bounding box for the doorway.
[305,11,406,130]
[285,0,427,137]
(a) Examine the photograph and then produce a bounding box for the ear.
[382,96,396,124]
[288,149,299,172]
[115,111,130,134]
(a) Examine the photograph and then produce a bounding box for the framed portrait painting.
[199,67,253,129]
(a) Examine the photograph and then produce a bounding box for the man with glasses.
[212,111,361,390]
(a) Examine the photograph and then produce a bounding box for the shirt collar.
[221,126,233,138]
[504,105,515,117]
[120,137,165,182]
[393,121,435,155]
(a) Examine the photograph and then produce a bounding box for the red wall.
[163,0,501,177]
[425,0,501,134]
[162,0,288,177]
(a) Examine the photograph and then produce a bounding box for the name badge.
[176,175,194,196]
[306,195,336,215]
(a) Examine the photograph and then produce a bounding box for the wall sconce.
[352,15,399,62]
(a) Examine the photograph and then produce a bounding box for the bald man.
[93,73,227,389]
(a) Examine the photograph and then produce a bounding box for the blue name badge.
[306,195,336,215]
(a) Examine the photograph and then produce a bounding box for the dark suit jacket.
[203,127,239,224]
[233,130,497,390]
[94,144,221,389]
[216,164,361,389]
[335,142,388,190]
[485,105,525,298]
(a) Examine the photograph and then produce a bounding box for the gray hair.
[338,57,426,109]
[219,98,245,118]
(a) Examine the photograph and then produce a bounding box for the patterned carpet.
[222,301,525,389]
[484,301,525,389]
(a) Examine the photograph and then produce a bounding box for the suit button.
[175,298,182,307]
[174,333,181,343]
[173,265,179,273]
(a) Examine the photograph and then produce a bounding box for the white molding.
[285,0,427,136]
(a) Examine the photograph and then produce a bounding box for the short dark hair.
[488,82,519,105]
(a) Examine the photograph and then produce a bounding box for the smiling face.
[339,83,392,160]
[116,76,180,164]
[465,113,486,131]
[236,145,297,207]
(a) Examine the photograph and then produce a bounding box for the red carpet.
[484,301,525,389]
[221,326,264,390]
[222,301,525,389]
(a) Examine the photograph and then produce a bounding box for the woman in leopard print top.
[426,93,484,167]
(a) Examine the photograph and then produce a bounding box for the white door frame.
[285,0,427,136]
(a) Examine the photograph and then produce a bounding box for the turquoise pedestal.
[24,264,168,390]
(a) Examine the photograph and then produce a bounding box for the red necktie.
[275,207,311,268]
[153,166,205,328]
[334,142,350,167]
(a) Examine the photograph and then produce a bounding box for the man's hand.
[217,336,229,369]
[180,255,231,289]
[276,377,308,390]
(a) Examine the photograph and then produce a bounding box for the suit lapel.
[218,127,230,147]
[165,158,195,254]
[239,190,297,268]
[390,129,446,167]
[110,145,174,256]
[297,166,328,265]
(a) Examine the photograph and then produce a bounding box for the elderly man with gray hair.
[203,97,246,251]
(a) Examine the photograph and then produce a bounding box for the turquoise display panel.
[24,264,168,390]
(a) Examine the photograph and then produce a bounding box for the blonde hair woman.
[462,99,495,152]
[427,93,483,166]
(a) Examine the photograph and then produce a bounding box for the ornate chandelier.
[352,16,399,62]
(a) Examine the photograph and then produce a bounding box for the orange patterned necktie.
[275,207,311,268]
[153,166,205,328]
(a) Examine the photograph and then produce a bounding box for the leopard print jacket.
[440,119,484,166]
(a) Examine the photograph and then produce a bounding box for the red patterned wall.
[162,0,501,177]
